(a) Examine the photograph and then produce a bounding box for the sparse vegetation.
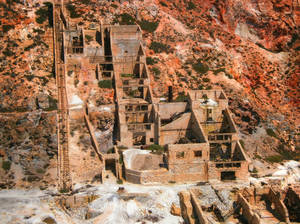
[149,41,170,53]
[225,73,233,79]
[111,4,118,9]
[213,68,226,75]
[74,79,79,87]
[2,24,14,33]
[187,1,196,10]
[59,188,70,193]
[151,67,161,77]
[117,179,123,184]
[45,96,57,111]
[147,144,165,155]
[85,34,93,44]
[265,155,283,163]
[107,147,115,154]
[35,2,53,26]
[146,57,158,65]
[160,1,168,7]
[266,128,277,138]
[2,160,11,171]
[138,20,159,33]
[121,73,134,78]
[66,3,80,18]
[192,61,209,74]
[36,168,45,174]
[98,80,112,89]
[114,13,135,25]
[175,92,188,102]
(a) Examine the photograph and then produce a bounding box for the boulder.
[170,202,181,216]
[37,94,49,110]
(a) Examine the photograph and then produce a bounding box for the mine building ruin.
[53,0,250,189]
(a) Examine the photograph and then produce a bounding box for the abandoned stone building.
[53,0,250,189]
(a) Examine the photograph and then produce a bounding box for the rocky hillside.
[0,0,58,189]
[0,0,299,188]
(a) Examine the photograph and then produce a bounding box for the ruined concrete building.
[53,1,250,189]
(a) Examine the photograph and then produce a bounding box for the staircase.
[54,1,72,191]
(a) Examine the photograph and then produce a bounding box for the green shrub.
[66,3,80,18]
[85,34,93,43]
[213,68,226,75]
[225,73,233,79]
[160,1,168,7]
[149,41,169,53]
[192,61,209,74]
[2,161,11,171]
[121,73,133,78]
[25,75,35,81]
[239,140,245,148]
[151,67,161,77]
[116,13,135,25]
[74,79,79,87]
[24,43,37,51]
[36,168,45,174]
[33,28,45,35]
[35,2,53,26]
[187,1,196,10]
[3,48,14,56]
[117,179,123,184]
[98,80,112,89]
[175,92,188,102]
[79,0,90,4]
[265,155,283,163]
[2,24,14,33]
[35,7,48,24]
[147,144,165,154]
[59,188,70,193]
[45,96,57,111]
[111,4,118,9]
[146,57,158,65]
[203,77,210,82]
[266,128,277,138]
[138,20,159,33]
[107,147,115,154]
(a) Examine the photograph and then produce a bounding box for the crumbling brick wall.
[237,193,261,224]
[268,188,290,223]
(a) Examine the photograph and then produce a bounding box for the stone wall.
[237,193,261,224]
[207,161,249,182]
[160,112,191,145]
[268,188,290,223]
[179,191,196,224]
[157,102,188,120]
[190,190,208,224]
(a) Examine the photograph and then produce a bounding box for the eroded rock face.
[0,112,57,189]
[170,202,181,216]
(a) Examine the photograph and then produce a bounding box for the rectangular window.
[207,109,213,121]
[176,152,185,159]
[194,151,202,157]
